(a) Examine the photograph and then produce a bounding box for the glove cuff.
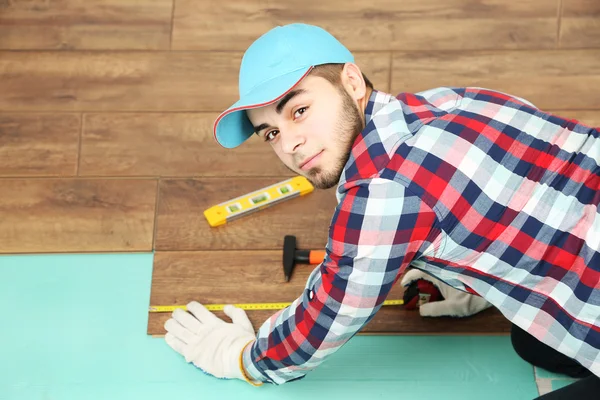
[239,339,264,387]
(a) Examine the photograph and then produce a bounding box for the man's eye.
[294,107,307,119]
[264,130,279,142]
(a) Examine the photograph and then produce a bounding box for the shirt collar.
[364,90,396,126]
[335,90,397,194]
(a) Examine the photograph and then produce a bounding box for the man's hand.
[164,301,258,382]
[400,269,493,317]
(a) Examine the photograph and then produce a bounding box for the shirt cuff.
[242,340,269,384]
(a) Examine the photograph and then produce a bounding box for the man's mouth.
[299,151,323,170]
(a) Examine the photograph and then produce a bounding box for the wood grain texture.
[560,0,600,48]
[171,0,558,51]
[0,178,157,253]
[561,0,600,15]
[154,178,337,251]
[147,250,511,335]
[0,51,389,112]
[0,52,239,112]
[0,0,172,50]
[391,50,600,110]
[80,113,291,177]
[0,113,80,176]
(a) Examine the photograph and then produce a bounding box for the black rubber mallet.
[283,235,326,282]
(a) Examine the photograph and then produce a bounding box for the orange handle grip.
[309,250,326,264]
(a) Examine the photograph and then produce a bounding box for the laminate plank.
[0,178,157,253]
[154,178,337,251]
[0,51,389,112]
[391,50,600,110]
[0,0,172,50]
[147,250,511,335]
[0,113,79,176]
[560,19,600,48]
[0,52,238,112]
[80,113,291,177]
[560,0,600,48]
[172,0,558,51]
[562,0,600,15]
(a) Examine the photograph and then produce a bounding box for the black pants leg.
[534,375,600,399]
[510,323,600,399]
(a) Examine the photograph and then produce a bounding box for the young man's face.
[246,73,365,189]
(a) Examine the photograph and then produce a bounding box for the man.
[163,23,600,398]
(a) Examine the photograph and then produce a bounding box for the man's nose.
[280,128,305,154]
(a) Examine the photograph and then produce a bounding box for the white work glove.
[401,269,493,317]
[164,301,258,382]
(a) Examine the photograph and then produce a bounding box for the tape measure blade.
[148,305,186,312]
[149,299,403,313]
[383,299,404,306]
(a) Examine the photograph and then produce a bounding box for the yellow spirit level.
[203,176,314,227]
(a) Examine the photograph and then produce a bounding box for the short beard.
[305,88,365,190]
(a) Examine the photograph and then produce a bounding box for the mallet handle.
[295,249,326,264]
[309,250,326,264]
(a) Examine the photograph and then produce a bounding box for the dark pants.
[510,324,600,399]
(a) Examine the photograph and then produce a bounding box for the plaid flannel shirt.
[242,86,600,385]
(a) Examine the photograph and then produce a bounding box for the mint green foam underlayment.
[0,253,539,400]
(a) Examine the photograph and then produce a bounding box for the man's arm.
[242,177,444,385]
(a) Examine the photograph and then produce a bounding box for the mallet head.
[283,235,297,282]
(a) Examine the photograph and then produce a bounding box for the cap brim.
[213,67,312,149]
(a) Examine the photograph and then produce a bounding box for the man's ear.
[340,63,367,100]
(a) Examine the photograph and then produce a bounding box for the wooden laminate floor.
[1,0,599,336]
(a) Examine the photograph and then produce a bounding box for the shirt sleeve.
[242,177,444,385]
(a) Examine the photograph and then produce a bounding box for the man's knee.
[510,324,591,378]
[510,324,537,365]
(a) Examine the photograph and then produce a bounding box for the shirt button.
[308,290,314,301]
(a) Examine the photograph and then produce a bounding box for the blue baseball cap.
[213,23,354,149]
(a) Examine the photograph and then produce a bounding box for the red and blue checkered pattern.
[242,87,600,385]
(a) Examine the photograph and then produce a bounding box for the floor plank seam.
[169,0,177,50]
[2,47,600,54]
[152,178,162,251]
[76,113,84,176]
[556,0,563,48]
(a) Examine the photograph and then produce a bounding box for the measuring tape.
[149,299,404,313]
[203,176,314,227]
